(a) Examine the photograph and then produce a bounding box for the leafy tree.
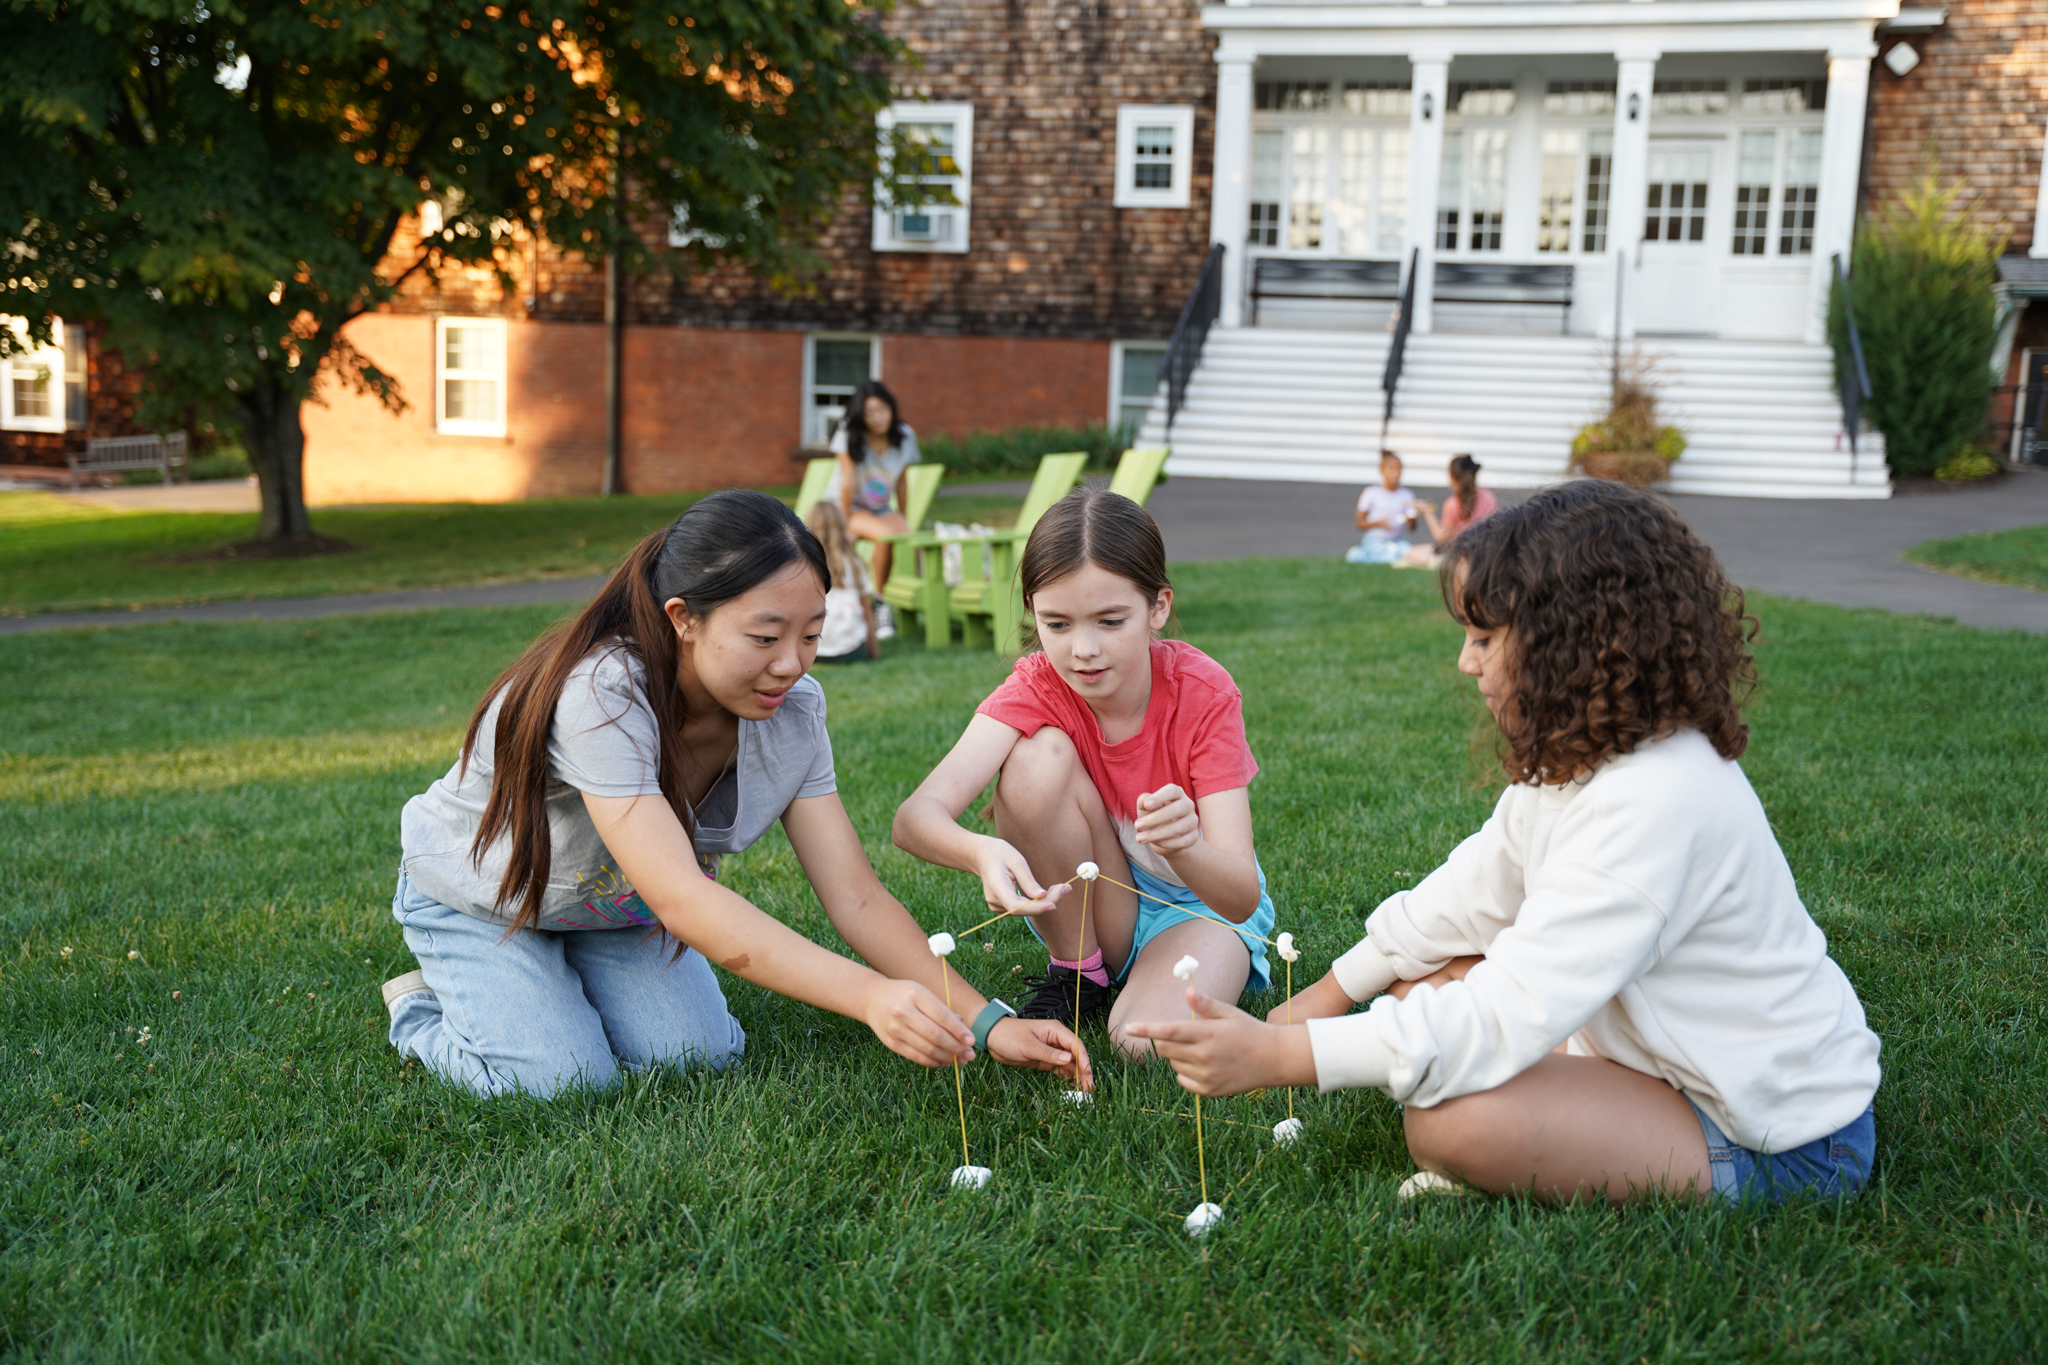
[1,0,906,542]
[1830,177,2005,478]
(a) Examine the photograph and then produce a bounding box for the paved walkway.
[5,472,2046,636]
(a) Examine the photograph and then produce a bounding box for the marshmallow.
[1272,1117,1305,1145]
[1275,932,1300,963]
[1171,954,1200,983]
[927,932,957,958]
[1076,861,1100,881]
[1183,1202,1224,1237]
[1062,1089,1093,1106]
[950,1164,992,1190]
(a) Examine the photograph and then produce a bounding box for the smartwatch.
[970,998,1017,1053]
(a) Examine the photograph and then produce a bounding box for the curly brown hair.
[1439,480,1758,786]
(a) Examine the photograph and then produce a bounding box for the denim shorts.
[1029,860,1276,993]
[1689,1100,1877,1205]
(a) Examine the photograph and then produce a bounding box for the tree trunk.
[238,377,314,543]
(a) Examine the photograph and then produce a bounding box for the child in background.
[1400,454,1498,569]
[1346,451,1422,564]
[893,488,1278,1055]
[1131,481,1881,1206]
[804,501,878,663]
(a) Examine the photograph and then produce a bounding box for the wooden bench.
[1250,258,1402,323]
[1249,258,1574,332]
[67,432,188,488]
[1432,261,1574,332]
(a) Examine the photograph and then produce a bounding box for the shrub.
[1933,446,2002,482]
[1830,177,2003,479]
[917,422,1124,476]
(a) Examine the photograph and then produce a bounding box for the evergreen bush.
[917,422,1126,476]
[1830,178,2004,478]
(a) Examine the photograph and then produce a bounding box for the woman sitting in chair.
[826,380,922,624]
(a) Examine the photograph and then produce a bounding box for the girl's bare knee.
[1107,1023,1157,1062]
[1403,1096,1499,1177]
[996,728,1081,814]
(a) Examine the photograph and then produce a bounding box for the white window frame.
[1114,106,1195,210]
[1109,340,1168,435]
[802,333,881,449]
[1,316,68,434]
[873,102,973,254]
[434,316,507,438]
[1248,84,1413,259]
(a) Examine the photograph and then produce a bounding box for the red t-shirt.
[976,639,1258,885]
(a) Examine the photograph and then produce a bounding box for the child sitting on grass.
[1346,451,1421,565]
[893,487,1277,1055]
[1130,480,1881,1204]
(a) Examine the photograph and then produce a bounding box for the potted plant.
[1570,353,1686,489]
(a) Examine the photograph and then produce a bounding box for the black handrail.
[1834,253,1873,476]
[1379,248,1420,449]
[1164,243,1226,435]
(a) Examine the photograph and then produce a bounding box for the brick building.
[13,0,2048,497]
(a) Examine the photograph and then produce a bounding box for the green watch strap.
[971,998,1017,1053]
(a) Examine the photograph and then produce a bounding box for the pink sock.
[1051,949,1110,988]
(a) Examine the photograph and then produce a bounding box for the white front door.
[1635,141,1722,335]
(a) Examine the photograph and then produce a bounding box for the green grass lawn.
[1905,523,2048,593]
[0,482,1029,618]
[2,562,2043,1361]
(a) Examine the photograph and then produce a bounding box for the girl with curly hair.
[1130,480,1880,1206]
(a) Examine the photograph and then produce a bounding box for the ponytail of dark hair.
[1017,485,1172,650]
[1448,454,1482,514]
[463,488,828,933]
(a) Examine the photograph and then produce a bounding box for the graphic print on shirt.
[556,864,656,930]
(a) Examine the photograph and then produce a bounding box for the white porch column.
[1807,45,1876,343]
[1403,54,1450,334]
[1211,53,1256,328]
[1608,52,1657,340]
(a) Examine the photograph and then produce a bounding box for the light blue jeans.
[388,873,745,1098]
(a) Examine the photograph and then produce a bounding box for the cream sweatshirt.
[1306,729,1880,1152]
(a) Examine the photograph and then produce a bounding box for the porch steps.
[1138,328,1891,500]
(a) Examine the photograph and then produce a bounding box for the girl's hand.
[1126,987,1317,1097]
[975,840,1068,918]
[1134,784,1201,855]
[862,978,975,1068]
[1265,970,1356,1023]
[985,1016,1095,1090]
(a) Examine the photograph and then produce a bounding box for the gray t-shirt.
[400,648,837,931]
[824,424,921,514]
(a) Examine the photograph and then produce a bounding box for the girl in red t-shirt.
[894,488,1278,1057]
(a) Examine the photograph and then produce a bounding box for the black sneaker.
[1015,963,1115,1029]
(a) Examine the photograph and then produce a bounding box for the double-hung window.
[1,316,70,434]
[435,317,507,437]
[1438,128,1509,253]
[805,335,878,449]
[1115,106,1195,209]
[1110,342,1166,438]
[873,102,973,254]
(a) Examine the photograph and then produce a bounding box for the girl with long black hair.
[383,489,1091,1097]
[826,378,920,592]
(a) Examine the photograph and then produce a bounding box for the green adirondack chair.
[1108,446,1170,506]
[908,451,1087,653]
[793,457,836,519]
[869,461,946,634]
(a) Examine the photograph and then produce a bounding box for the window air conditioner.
[895,210,955,243]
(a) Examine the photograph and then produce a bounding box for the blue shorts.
[1034,860,1277,995]
[1690,1100,1877,1205]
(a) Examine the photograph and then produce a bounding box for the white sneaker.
[381,969,434,1016]
[873,601,897,641]
[1396,1170,1467,1201]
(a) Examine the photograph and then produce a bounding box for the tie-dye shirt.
[401,648,837,930]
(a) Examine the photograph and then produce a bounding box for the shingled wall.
[1864,0,2048,251]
